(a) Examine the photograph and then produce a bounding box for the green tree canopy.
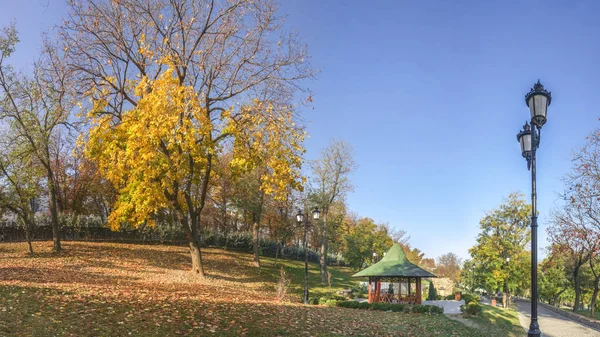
[342,217,393,269]
[469,192,531,306]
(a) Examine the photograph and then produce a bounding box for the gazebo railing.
[368,293,420,305]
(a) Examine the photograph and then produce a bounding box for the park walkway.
[516,300,600,337]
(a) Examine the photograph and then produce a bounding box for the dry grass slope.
[0,242,485,336]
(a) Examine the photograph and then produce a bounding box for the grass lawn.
[0,241,488,336]
[249,252,357,299]
[576,309,600,320]
[463,304,524,337]
[559,308,600,321]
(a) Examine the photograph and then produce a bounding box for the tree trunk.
[590,279,600,317]
[22,218,33,255]
[574,265,582,311]
[251,187,264,268]
[189,238,205,276]
[502,291,508,308]
[318,212,328,284]
[320,235,328,284]
[26,233,33,255]
[252,220,260,268]
[48,171,61,252]
[182,205,205,277]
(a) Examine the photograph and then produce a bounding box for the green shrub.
[445,294,455,300]
[335,301,443,314]
[336,301,354,308]
[316,294,345,305]
[395,304,407,312]
[370,302,390,311]
[322,299,340,307]
[460,302,482,316]
[370,302,407,312]
[412,305,429,313]
[462,293,480,305]
[429,305,444,314]
[412,304,443,314]
[349,284,368,299]
[337,301,370,310]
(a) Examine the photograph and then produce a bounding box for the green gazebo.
[352,243,436,305]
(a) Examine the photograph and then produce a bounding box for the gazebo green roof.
[352,243,436,278]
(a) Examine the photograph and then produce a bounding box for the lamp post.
[297,209,308,304]
[373,252,378,264]
[516,80,552,337]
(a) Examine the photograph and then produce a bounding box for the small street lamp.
[312,207,320,221]
[296,209,304,224]
[373,252,378,263]
[297,209,309,304]
[516,80,552,337]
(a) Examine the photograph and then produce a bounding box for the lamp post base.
[528,319,541,337]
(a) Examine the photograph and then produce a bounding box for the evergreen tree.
[427,282,438,300]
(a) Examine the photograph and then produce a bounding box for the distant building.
[430,277,455,297]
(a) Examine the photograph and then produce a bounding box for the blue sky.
[2,0,600,261]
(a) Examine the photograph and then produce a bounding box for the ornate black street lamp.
[516,80,552,337]
[296,209,308,304]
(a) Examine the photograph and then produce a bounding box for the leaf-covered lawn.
[0,242,485,336]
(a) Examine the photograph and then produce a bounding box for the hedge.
[335,301,444,314]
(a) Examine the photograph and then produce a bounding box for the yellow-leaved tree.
[64,0,314,276]
[85,67,305,276]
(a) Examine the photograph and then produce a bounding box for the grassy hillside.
[0,241,487,336]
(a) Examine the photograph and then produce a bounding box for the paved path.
[516,300,600,337]
[422,300,465,314]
